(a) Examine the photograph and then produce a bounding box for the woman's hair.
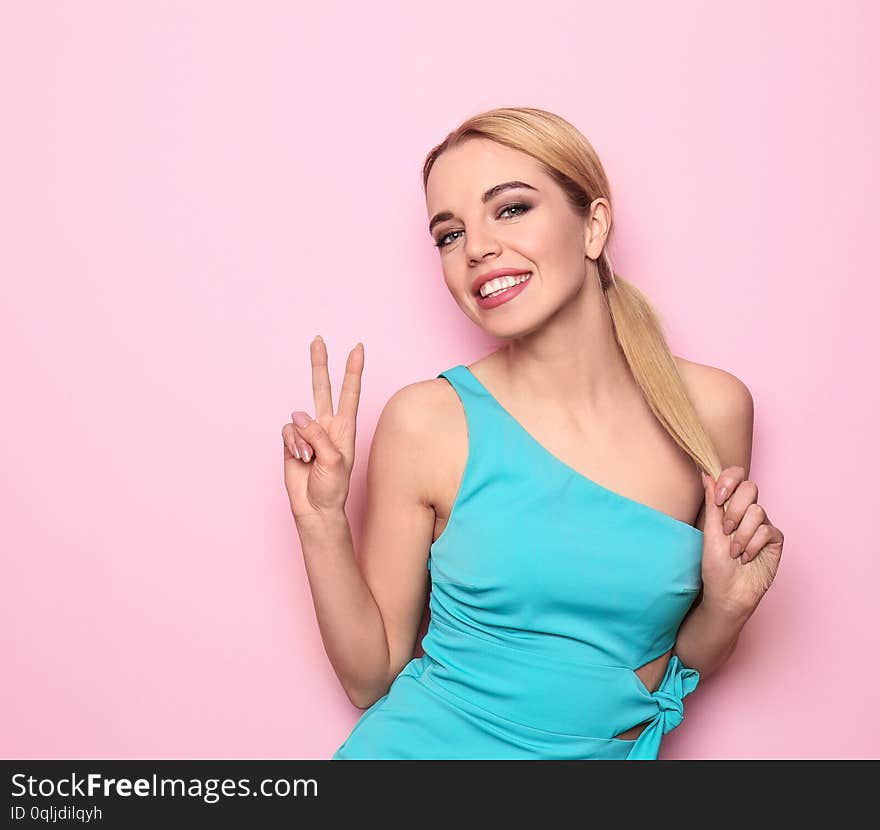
[422,106,724,481]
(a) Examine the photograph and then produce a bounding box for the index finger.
[310,335,334,420]
[715,465,747,505]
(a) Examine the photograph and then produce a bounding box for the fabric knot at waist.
[626,654,700,759]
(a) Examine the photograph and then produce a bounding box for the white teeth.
[479,272,531,298]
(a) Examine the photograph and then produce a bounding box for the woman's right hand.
[282,336,364,522]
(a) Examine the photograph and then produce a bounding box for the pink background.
[2,0,877,759]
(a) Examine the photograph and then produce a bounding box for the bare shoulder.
[382,375,460,431]
[673,355,754,426]
[377,376,463,508]
[673,355,755,473]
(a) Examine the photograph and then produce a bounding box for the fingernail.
[293,445,301,460]
[723,519,734,535]
[716,486,728,504]
[292,411,312,428]
[730,541,742,558]
[303,447,311,462]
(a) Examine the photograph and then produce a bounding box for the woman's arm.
[673,589,753,680]
[673,363,757,680]
[296,384,438,709]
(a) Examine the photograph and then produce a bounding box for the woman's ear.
[585,198,612,260]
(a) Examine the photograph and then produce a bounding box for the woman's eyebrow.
[429,181,539,233]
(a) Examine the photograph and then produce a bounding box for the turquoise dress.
[332,365,703,760]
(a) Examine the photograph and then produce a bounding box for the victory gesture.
[282,336,365,522]
[699,467,784,616]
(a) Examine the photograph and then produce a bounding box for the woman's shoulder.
[673,355,753,420]
[382,373,462,418]
[385,374,466,457]
[376,375,466,508]
[673,355,755,469]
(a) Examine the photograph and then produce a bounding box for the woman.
[282,107,784,760]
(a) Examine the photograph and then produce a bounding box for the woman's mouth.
[475,272,532,309]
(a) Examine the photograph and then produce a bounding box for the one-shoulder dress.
[331,364,703,760]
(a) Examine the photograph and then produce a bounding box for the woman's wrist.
[294,506,347,528]
[699,589,757,625]
[294,508,351,548]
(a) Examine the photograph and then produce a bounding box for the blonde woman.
[282,107,784,760]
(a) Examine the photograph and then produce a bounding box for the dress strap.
[435,364,510,471]
[435,363,572,486]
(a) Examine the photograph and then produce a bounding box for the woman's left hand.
[699,466,784,615]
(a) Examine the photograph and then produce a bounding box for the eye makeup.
[434,201,533,249]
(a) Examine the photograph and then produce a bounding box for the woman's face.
[425,137,606,338]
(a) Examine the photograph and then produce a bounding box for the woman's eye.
[435,230,461,249]
[498,202,530,219]
[434,202,531,249]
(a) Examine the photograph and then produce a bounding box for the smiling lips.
[471,267,532,297]
[474,272,532,309]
